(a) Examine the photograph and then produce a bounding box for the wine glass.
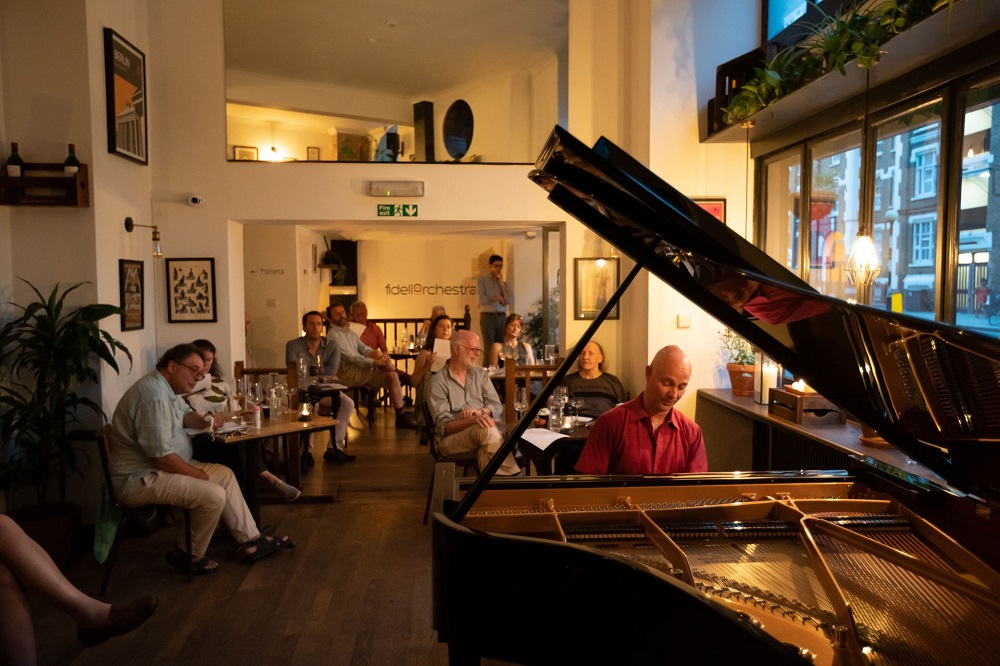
[569,396,584,427]
[232,378,245,410]
[246,381,263,410]
[502,343,518,363]
[514,387,528,420]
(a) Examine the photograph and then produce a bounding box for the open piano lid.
[524,126,1000,505]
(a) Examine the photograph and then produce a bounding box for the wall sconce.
[754,351,781,405]
[124,217,163,257]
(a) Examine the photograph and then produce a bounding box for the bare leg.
[386,370,404,410]
[0,562,37,666]
[0,515,110,628]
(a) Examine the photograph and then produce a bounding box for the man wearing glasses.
[426,330,521,475]
[110,344,294,575]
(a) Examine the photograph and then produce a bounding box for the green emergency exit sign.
[377,204,419,217]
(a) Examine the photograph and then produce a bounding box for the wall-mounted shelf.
[0,163,90,207]
[701,0,1000,151]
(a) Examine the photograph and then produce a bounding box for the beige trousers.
[437,424,521,475]
[119,461,258,557]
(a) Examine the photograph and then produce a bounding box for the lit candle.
[791,379,806,392]
[762,362,779,403]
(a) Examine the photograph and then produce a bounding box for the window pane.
[808,131,861,300]
[874,101,942,318]
[957,82,1000,338]
[763,151,801,273]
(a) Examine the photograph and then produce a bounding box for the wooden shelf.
[0,163,89,207]
[701,0,1000,148]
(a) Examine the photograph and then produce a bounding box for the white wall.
[243,225,298,367]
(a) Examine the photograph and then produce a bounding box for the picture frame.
[306,146,320,161]
[103,28,148,165]
[574,257,620,320]
[693,197,727,224]
[233,145,258,161]
[165,258,217,323]
[118,259,144,331]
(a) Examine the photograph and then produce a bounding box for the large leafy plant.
[720,328,756,366]
[0,281,131,507]
[722,0,938,126]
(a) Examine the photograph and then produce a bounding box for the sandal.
[239,534,295,563]
[164,546,219,575]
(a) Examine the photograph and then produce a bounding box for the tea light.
[298,402,313,421]
[790,379,813,393]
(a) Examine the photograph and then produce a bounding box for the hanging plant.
[722,0,940,126]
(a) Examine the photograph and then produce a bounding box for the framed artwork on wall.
[165,258,217,323]
[234,145,258,161]
[103,28,148,165]
[574,257,620,320]
[118,259,144,331]
[693,197,727,224]
[306,146,320,161]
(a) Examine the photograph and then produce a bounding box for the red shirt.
[574,394,707,475]
[358,321,387,353]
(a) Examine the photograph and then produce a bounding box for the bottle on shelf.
[5,142,24,177]
[64,144,81,174]
[463,304,471,330]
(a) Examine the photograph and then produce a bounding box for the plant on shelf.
[722,0,941,126]
[720,328,755,366]
[0,280,131,510]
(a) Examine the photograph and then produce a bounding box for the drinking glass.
[569,397,584,426]
[552,386,568,407]
[514,387,528,419]
[246,382,263,409]
[544,344,557,365]
[502,343,518,363]
[232,378,245,410]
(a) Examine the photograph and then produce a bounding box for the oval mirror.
[443,100,474,160]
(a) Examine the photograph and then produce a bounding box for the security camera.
[188,195,204,206]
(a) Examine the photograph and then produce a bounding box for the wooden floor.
[33,409,486,665]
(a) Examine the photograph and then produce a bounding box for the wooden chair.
[233,361,299,409]
[96,425,192,594]
[503,362,559,426]
[422,403,479,524]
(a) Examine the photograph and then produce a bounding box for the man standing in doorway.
[477,254,511,362]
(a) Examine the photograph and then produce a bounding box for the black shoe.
[78,595,158,647]
[395,412,418,429]
[300,451,313,475]
[324,448,356,464]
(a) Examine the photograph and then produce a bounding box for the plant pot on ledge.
[727,363,755,397]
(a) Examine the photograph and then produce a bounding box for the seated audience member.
[558,341,627,417]
[285,311,357,467]
[486,313,536,368]
[349,300,388,353]
[111,344,294,575]
[575,345,707,475]
[185,339,300,501]
[326,303,417,429]
[427,330,521,475]
[0,514,157,661]
[418,305,447,338]
[411,314,453,444]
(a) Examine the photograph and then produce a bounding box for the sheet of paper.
[316,382,348,390]
[519,428,568,451]
[431,337,451,373]
[349,322,366,338]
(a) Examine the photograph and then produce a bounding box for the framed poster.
[233,145,258,161]
[693,197,727,224]
[574,257,620,320]
[166,258,217,323]
[118,259,144,331]
[103,28,148,164]
[306,146,320,161]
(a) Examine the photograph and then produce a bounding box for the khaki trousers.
[437,424,521,475]
[119,461,258,557]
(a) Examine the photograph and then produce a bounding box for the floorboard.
[30,408,516,665]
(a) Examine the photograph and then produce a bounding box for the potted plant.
[0,280,130,565]
[720,328,755,397]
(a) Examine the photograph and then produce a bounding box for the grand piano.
[432,127,1000,665]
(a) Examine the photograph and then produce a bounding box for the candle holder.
[298,402,313,421]
[753,352,781,405]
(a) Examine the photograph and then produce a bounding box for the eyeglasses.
[458,344,483,355]
[178,362,206,380]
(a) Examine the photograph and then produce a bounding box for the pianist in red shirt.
[574,345,707,475]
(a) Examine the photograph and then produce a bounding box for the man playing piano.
[575,345,707,475]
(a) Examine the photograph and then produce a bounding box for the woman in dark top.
[559,340,627,418]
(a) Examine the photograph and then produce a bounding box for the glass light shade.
[152,228,163,257]
[845,233,881,287]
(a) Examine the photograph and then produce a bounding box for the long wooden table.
[216,412,338,523]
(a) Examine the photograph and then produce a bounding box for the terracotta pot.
[12,502,81,570]
[726,363,755,397]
